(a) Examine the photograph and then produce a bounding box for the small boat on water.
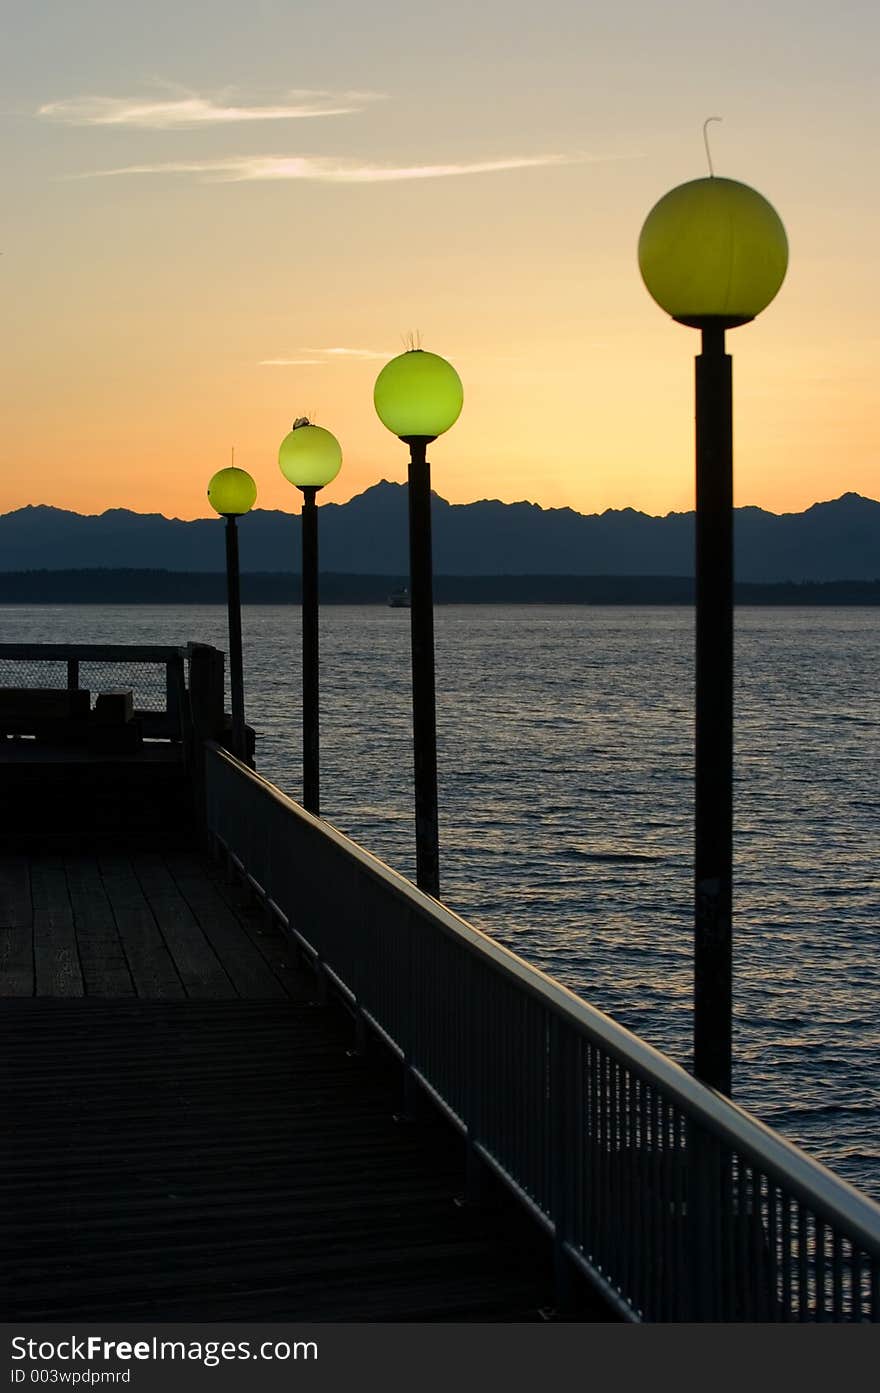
[388,587,410,608]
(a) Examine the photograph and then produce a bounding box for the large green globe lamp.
[374,349,463,442]
[207,465,257,517]
[278,420,343,489]
[373,348,463,899]
[206,463,257,763]
[277,417,343,818]
[638,172,788,1098]
[638,176,788,328]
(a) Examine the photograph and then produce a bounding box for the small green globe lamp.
[279,419,343,490]
[638,168,788,1097]
[207,461,257,763]
[207,466,258,518]
[373,349,463,898]
[277,418,343,816]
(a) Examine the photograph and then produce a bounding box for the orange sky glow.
[1,2,876,522]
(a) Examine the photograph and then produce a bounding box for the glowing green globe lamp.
[637,166,790,1098]
[207,466,257,517]
[277,418,342,818]
[372,346,463,900]
[374,349,463,441]
[638,176,788,328]
[278,420,342,489]
[207,463,256,764]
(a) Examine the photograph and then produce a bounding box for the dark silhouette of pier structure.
[2,642,879,1322]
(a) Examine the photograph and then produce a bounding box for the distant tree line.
[0,569,878,605]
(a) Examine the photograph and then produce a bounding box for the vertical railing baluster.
[816,1219,827,1321]
[617,1064,630,1302]
[626,1069,637,1309]
[781,1195,793,1319]
[798,1209,810,1320]
[674,1114,688,1319]
[720,1142,735,1319]
[534,996,542,1202]
[540,1002,545,1209]
[464,952,482,1201]
[609,1059,620,1289]
[588,1042,599,1271]
[766,1180,780,1321]
[751,1170,768,1309]
[520,994,529,1193]
[850,1247,862,1323]
[598,1051,609,1278]
[688,1122,720,1321]
[635,1076,648,1319]
[632,1074,644,1317]
[650,1087,662,1322]
[487,972,497,1156]
[661,1100,675,1320]
[574,1035,585,1265]
[735,1155,748,1319]
[550,1017,575,1313]
[525,1001,534,1203]
[831,1233,844,1321]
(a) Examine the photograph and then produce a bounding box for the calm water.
[3,604,879,1198]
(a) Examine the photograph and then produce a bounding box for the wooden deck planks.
[179,852,310,1001]
[0,850,305,1002]
[0,927,33,996]
[2,999,556,1321]
[129,854,237,999]
[99,856,185,1000]
[30,859,83,997]
[165,853,290,1000]
[0,857,34,995]
[0,856,32,927]
[0,856,589,1322]
[65,855,134,997]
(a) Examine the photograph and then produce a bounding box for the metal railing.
[0,644,188,739]
[205,742,880,1322]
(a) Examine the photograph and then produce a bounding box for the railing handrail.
[205,741,880,1258]
[0,643,189,663]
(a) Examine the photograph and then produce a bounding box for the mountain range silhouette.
[1,484,878,582]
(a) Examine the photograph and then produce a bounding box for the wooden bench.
[89,689,142,753]
[0,688,91,744]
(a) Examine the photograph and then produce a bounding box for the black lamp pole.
[405,436,440,898]
[300,485,320,815]
[693,321,734,1095]
[639,171,787,1100]
[224,513,247,762]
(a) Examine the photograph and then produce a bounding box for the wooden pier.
[0,646,570,1321]
[2,849,562,1321]
[2,641,880,1323]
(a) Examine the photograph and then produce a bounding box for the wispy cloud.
[303,347,393,360]
[259,349,392,367]
[73,152,588,183]
[39,90,383,130]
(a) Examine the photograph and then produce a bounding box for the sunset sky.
[1,0,877,521]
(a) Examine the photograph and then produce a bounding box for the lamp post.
[278,418,343,816]
[207,464,258,762]
[638,175,788,1094]
[374,349,463,897]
